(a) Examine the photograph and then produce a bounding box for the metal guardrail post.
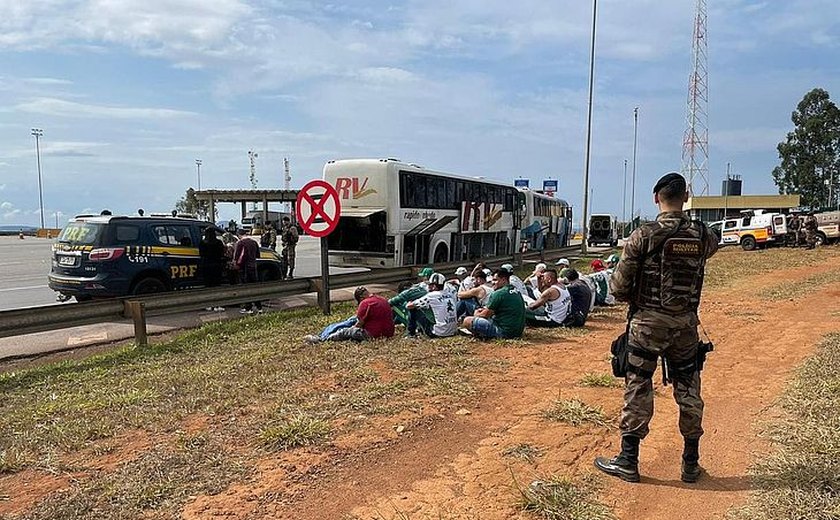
[124,301,148,347]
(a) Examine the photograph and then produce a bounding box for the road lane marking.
[0,284,50,292]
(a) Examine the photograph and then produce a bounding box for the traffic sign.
[514,178,529,188]
[296,180,341,238]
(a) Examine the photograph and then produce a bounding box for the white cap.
[483,268,493,277]
[455,266,468,276]
[535,263,547,272]
[501,263,514,271]
[429,273,446,285]
[556,258,570,267]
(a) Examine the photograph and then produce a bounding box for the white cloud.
[14,98,197,119]
[1,201,13,209]
[22,77,72,85]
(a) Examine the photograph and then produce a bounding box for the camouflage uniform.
[281,223,299,278]
[787,214,800,247]
[268,226,278,251]
[804,215,818,249]
[609,211,718,441]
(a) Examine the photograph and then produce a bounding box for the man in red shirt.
[311,286,395,342]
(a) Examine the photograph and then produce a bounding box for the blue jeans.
[408,308,435,337]
[470,317,504,339]
[319,316,358,341]
[457,298,478,319]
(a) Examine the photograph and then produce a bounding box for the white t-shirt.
[411,290,458,337]
[509,275,529,298]
[460,276,476,291]
[544,284,572,324]
[480,283,494,306]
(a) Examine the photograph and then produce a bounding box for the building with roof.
[682,175,800,222]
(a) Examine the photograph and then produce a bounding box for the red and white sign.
[296,180,341,238]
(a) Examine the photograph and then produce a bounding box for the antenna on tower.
[681,0,709,196]
[248,150,259,210]
[283,157,292,213]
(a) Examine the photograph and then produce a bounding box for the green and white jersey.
[411,290,458,337]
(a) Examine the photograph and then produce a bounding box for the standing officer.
[280,216,299,279]
[804,213,819,249]
[594,172,718,483]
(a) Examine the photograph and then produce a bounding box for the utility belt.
[610,330,714,385]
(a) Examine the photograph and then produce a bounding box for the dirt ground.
[3,247,840,520]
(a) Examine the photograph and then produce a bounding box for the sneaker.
[213,306,226,312]
[240,308,254,315]
[303,334,321,344]
[205,307,214,312]
[458,327,473,336]
[256,309,264,314]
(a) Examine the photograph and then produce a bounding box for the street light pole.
[622,158,628,237]
[629,107,639,233]
[31,128,45,229]
[581,0,598,255]
[195,159,202,191]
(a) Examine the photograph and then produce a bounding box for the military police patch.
[664,238,702,257]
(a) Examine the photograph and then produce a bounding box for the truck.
[815,210,840,245]
[587,214,618,247]
[713,209,787,250]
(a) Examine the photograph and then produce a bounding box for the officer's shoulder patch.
[664,238,702,257]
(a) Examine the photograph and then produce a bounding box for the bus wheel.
[741,236,757,251]
[433,243,449,263]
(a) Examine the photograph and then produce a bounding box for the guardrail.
[0,245,582,348]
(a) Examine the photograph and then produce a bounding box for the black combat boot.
[594,436,640,483]
[681,437,702,483]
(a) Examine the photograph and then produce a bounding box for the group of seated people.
[303,254,620,344]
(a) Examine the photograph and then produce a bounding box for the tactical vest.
[636,219,708,314]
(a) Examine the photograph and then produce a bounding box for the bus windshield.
[58,222,104,245]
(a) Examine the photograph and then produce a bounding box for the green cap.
[418,267,434,278]
[606,253,620,265]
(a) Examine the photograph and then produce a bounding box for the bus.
[519,189,573,251]
[323,158,525,268]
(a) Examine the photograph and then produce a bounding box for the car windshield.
[58,222,103,245]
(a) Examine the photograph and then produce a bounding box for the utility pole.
[248,150,259,211]
[31,128,45,229]
[724,162,730,221]
[580,0,598,254]
[630,107,639,233]
[622,158,628,238]
[195,159,202,191]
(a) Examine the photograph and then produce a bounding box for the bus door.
[403,218,435,265]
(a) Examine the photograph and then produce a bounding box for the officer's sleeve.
[702,223,719,259]
[609,231,643,302]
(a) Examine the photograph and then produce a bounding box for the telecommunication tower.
[248,150,258,210]
[283,157,292,212]
[681,0,709,196]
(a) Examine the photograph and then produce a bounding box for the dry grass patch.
[578,372,622,388]
[502,443,544,465]
[704,245,840,289]
[259,412,331,451]
[519,473,616,520]
[542,397,612,428]
[728,333,840,520]
[759,268,840,301]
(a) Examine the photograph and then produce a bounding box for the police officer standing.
[594,173,718,483]
[280,216,299,279]
[804,212,819,249]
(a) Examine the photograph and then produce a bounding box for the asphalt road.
[0,235,362,311]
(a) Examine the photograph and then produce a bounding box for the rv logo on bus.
[335,177,378,200]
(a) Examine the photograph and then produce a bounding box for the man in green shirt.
[461,267,525,339]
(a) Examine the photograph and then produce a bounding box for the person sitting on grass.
[559,268,591,327]
[457,270,491,318]
[589,259,616,306]
[304,286,394,343]
[501,263,530,300]
[461,267,525,340]
[406,273,458,338]
[524,262,547,299]
[389,279,429,327]
[525,268,572,327]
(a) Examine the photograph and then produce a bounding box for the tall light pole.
[31,128,45,229]
[629,107,639,232]
[580,0,598,254]
[195,159,202,190]
[622,158,628,237]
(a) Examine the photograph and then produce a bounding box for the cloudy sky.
[1,0,838,226]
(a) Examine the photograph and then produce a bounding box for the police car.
[49,214,285,301]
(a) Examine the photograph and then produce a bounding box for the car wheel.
[741,236,757,251]
[816,233,826,246]
[131,276,167,295]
